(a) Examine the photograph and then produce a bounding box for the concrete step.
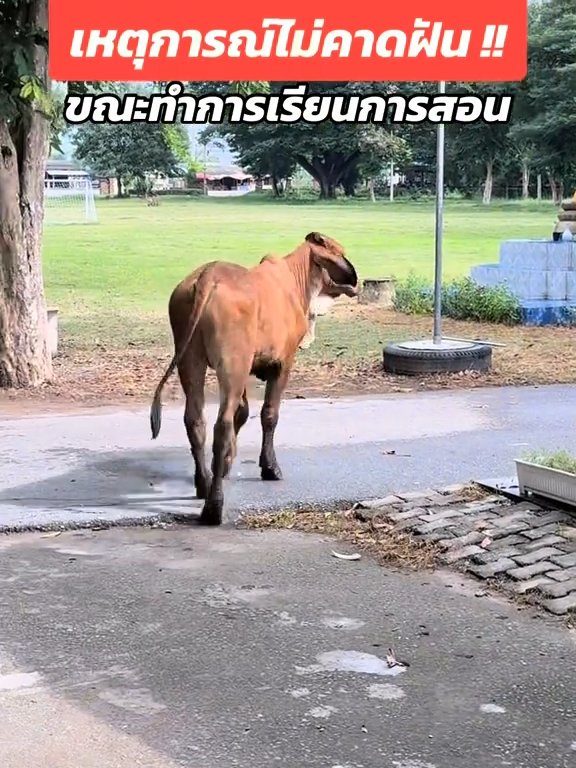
[499,240,576,270]
[471,265,576,301]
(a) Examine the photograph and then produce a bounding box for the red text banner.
[48,1,528,83]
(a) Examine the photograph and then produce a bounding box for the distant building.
[45,157,92,189]
[195,164,273,196]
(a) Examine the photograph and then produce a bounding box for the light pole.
[433,80,446,345]
[382,80,492,375]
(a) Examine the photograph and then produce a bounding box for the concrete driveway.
[0,525,574,768]
[1,384,576,531]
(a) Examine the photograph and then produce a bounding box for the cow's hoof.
[199,499,223,526]
[261,465,283,481]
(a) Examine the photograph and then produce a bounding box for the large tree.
[221,82,401,199]
[72,122,190,196]
[0,0,53,388]
[510,0,576,203]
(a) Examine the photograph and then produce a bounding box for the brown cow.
[149,232,358,526]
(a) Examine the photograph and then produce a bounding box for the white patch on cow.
[299,292,337,350]
[296,650,406,677]
[367,683,405,701]
[306,705,338,719]
[480,703,506,714]
[310,293,336,317]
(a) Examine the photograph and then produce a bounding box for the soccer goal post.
[43,177,98,225]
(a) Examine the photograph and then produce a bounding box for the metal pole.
[433,80,446,345]
[389,160,394,202]
[203,143,208,196]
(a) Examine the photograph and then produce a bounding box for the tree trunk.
[116,175,123,198]
[482,160,494,205]
[521,160,530,200]
[316,171,336,200]
[0,0,52,389]
[368,178,376,203]
[271,175,281,197]
[547,173,562,205]
[536,173,542,201]
[294,152,359,200]
[342,178,356,197]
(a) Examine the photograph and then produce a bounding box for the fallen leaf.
[331,551,361,561]
[387,647,410,668]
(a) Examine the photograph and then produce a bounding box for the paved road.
[0,526,574,768]
[0,384,575,531]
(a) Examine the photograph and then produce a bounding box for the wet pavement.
[0,525,574,768]
[1,384,576,531]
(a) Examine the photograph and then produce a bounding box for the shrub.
[393,274,521,325]
[393,273,434,315]
[522,450,576,474]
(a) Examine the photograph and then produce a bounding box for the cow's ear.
[305,232,328,247]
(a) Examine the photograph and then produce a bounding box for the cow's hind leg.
[234,390,249,437]
[179,353,211,500]
[259,365,290,481]
[200,374,248,526]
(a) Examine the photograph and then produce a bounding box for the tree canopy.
[72,122,193,195]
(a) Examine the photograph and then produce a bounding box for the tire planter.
[516,459,576,509]
[383,340,492,376]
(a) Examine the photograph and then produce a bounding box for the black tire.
[383,342,492,375]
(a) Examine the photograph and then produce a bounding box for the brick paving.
[356,485,576,617]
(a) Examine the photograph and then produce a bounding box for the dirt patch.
[1,304,574,416]
[239,505,443,572]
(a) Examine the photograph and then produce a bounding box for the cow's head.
[305,231,359,300]
[298,232,359,350]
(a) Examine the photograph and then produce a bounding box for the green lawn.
[42,195,557,347]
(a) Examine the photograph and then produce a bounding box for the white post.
[433,81,446,346]
[85,178,97,223]
[389,160,394,202]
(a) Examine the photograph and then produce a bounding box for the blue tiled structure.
[470,240,576,326]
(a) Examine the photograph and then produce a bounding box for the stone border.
[356,485,576,617]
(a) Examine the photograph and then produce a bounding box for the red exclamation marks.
[480,25,508,58]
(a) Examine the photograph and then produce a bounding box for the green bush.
[393,273,434,315]
[522,450,576,474]
[393,273,521,325]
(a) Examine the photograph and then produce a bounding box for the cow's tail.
[150,279,217,440]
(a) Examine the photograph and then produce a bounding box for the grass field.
[43,195,558,344]
[7,193,569,410]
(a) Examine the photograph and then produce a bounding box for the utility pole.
[432,80,446,346]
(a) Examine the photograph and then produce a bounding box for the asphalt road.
[0,526,574,768]
[1,384,575,531]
